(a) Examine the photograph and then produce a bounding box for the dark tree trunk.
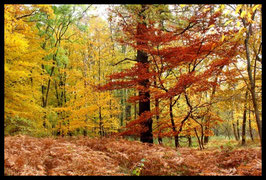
[99,106,104,137]
[231,110,239,141]
[137,5,153,144]
[248,99,254,141]
[155,98,162,144]
[242,90,248,145]
[169,97,179,148]
[120,94,124,127]
[236,118,240,140]
[154,79,162,144]
[194,128,203,150]
[138,87,153,143]
[83,129,87,136]
[187,135,192,147]
[134,91,137,120]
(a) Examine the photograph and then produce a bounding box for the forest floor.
[4,135,261,176]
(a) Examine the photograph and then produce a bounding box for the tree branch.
[15,10,37,20]
[112,58,137,66]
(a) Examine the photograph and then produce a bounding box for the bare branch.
[112,58,137,66]
[15,10,37,20]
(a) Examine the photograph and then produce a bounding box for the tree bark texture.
[137,5,153,143]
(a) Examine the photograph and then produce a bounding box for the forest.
[4,4,262,176]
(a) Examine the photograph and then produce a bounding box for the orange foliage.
[4,135,261,176]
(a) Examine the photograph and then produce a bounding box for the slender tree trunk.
[242,90,248,145]
[232,123,239,141]
[231,109,239,141]
[200,124,205,149]
[120,91,124,127]
[99,107,103,136]
[203,92,210,144]
[243,11,262,143]
[63,64,67,105]
[194,128,203,150]
[236,118,240,140]
[134,91,137,120]
[82,54,88,137]
[248,98,254,141]
[97,39,105,137]
[44,63,55,107]
[169,97,179,148]
[154,79,162,144]
[155,98,162,144]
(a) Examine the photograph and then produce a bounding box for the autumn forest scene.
[4,4,262,176]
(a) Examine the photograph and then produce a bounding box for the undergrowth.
[4,135,261,176]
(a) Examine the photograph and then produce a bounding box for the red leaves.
[99,63,157,91]
[119,110,155,137]
[102,5,238,95]
[101,5,240,141]
[210,58,230,69]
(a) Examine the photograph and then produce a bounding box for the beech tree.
[99,5,240,147]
